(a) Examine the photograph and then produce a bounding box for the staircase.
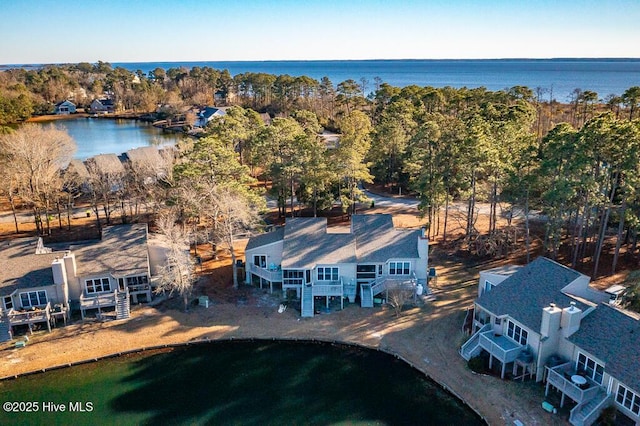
[115,289,131,320]
[569,390,611,426]
[460,323,491,360]
[0,315,11,342]
[301,284,314,317]
[360,283,373,307]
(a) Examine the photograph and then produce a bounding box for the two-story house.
[0,224,153,341]
[460,257,640,426]
[244,214,429,317]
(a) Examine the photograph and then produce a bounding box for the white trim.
[19,290,48,308]
[576,351,604,385]
[85,277,112,294]
[616,382,640,416]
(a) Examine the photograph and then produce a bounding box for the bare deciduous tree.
[0,124,75,235]
[154,212,197,312]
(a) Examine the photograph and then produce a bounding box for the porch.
[7,303,53,333]
[545,362,602,408]
[80,291,117,320]
[246,263,283,293]
[478,330,525,379]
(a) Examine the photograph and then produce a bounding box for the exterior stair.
[115,289,131,320]
[301,284,314,317]
[569,390,611,426]
[360,284,373,308]
[0,315,11,342]
[460,323,491,360]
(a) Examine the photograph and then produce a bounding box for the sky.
[1,0,639,64]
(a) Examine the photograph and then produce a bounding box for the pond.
[0,340,484,426]
[36,117,185,159]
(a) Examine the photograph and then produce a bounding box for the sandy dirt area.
[0,199,592,425]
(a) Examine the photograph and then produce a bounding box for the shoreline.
[0,294,564,425]
[0,337,488,423]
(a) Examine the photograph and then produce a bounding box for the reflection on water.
[0,341,484,425]
[37,117,185,159]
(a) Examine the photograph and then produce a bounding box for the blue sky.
[1,0,639,64]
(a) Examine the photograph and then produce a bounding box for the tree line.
[2,62,640,279]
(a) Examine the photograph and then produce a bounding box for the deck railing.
[246,263,283,282]
[460,323,491,360]
[8,303,51,325]
[80,291,117,309]
[312,280,343,296]
[478,332,523,363]
[546,362,602,405]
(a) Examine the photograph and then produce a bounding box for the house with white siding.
[460,257,640,425]
[244,214,429,317]
[0,224,153,341]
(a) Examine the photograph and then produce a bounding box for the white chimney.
[63,251,77,278]
[51,258,67,285]
[418,229,428,259]
[540,303,562,338]
[561,302,582,337]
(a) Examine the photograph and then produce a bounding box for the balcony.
[247,263,283,283]
[478,331,524,378]
[80,291,117,309]
[312,280,343,297]
[545,362,602,408]
[7,303,52,333]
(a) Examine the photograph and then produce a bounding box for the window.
[85,278,112,294]
[283,270,304,286]
[617,384,640,415]
[484,280,495,294]
[389,261,411,275]
[3,296,13,310]
[19,291,47,308]
[506,320,528,345]
[253,255,267,268]
[317,267,339,281]
[577,353,604,385]
[126,275,149,286]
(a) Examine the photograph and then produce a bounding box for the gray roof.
[86,153,126,174]
[569,304,640,393]
[353,215,420,262]
[246,227,285,251]
[281,218,356,269]
[66,159,90,180]
[247,214,422,270]
[476,257,587,332]
[0,239,63,295]
[72,224,149,277]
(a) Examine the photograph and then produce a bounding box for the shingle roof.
[72,224,149,277]
[569,304,640,392]
[247,214,422,269]
[281,218,356,269]
[86,153,126,174]
[0,239,63,295]
[245,227,285,251]
[353,215,420,262]
[476,257,587,332]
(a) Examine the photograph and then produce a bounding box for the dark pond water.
[37,117,184,159]
[0,340,484,426]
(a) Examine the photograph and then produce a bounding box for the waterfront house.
[244,214,429,317]
[0,224,153,341]
[194,106,226,128]
[54,100,76,115]
[89,98,115,114]
[460,257,640,425]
